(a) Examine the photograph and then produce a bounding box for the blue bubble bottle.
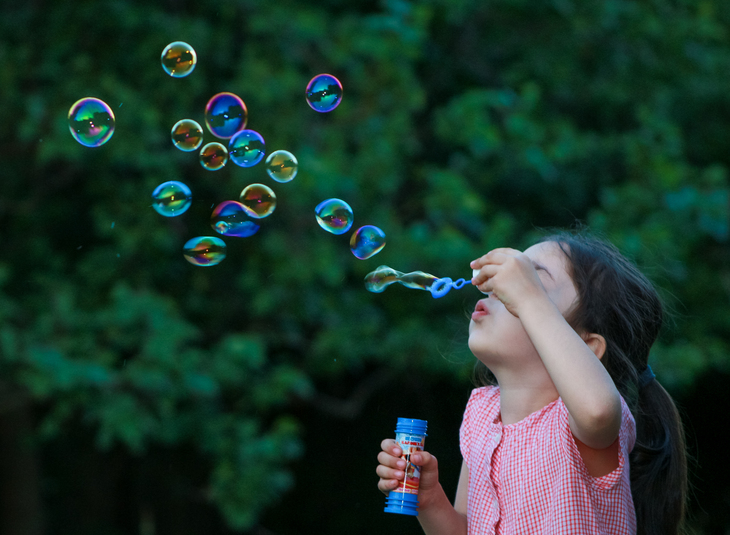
[384,418,428,516]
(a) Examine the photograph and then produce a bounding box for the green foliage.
[1,0,729,531]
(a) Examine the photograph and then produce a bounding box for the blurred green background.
[1,0,728,533]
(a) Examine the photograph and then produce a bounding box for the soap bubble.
[68,97,115,147]
[161,41,197,78]
[350,225,386,259]
[199,142,228,171]
[183,236,226,266]
[305,74,343,112]
[171,119,204,151]
[151,181,192,217]
[265,150,298,183]
[229,129,265,167]
[364,266,468,298]
[205,92,247,139]
[211,201,260,237]
[314,199,353,235]
[239,184,276,218]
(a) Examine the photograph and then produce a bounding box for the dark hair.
[543,231,688,535]
[473,230,688,534]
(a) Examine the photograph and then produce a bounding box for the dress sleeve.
[459,386,496,464]
[557,395,637,491]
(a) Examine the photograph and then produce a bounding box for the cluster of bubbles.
[68,41,394,271]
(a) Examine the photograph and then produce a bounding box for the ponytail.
[631,380,688,535]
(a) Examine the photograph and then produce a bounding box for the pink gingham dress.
[460,386,637,535]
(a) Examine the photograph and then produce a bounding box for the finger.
[409,450,437,468]
[470,248,521,268]
[377,451,407,470]
[471,264,498,286]
[376,464,405,481]
[377,478,401,495]
[380,438,402,457]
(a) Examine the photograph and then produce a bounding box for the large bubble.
[171,119,204,152]
[229,129,265,167]
[151,181,192,217]
[350,225,386,259]
[305,74,343,112]
[211,201,260,237]
[239,184,276,218]
[68,97,115,147]
[161,41,197,78]
[183,236,226,266]
[314,199,353,235]
[199,142,228,171]
[205,92,247,139]
[265,150,298,183]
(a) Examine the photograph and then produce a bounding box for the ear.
[583,332,607,360]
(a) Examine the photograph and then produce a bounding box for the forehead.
[523,241,572,284]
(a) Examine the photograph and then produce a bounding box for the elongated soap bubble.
[365,266,469,298]
[305,74,343,112]
[314,199,353,235]
[265,150,298,183]
[229,129,265,167]
[68,98,115,147]
[183,236,226,266]
[350,225,385,259]
[171,119,203,151]
[199,142,228,170]
[211,201,260,237]
[152,181,192,217]
[161,42,197,78]
[205,92,247,139]
[239,184,276,218]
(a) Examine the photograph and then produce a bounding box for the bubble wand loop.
[364,266,471,298]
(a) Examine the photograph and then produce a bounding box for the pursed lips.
[471,299,490,321]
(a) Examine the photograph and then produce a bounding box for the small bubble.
[306,74,343,112]
[171,119,204,152]
[211,201,260,237]
[68,97,115,147]
[315,199,353,235]
[350,225,386,259]
[161,41,197,78]
[265,150,298,183]
[229,129,265,167]
[183,236,227,266]
[239,184,276,218]
[151,181,192,217]
[199,142,228,171]
[205,92,247,139]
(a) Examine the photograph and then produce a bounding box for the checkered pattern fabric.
[460,386,637,534]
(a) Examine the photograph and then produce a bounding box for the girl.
[376,232,688,535]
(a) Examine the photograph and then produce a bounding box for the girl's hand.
[376,439,440,502]
[470,248,550,317]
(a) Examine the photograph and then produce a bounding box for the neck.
[490,366,559,425]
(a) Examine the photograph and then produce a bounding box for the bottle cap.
[394,417,427,436]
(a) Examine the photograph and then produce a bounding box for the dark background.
[0,0,728,533]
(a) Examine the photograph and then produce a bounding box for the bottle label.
[395,432,426,495]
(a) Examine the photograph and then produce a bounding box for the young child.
[376,232,688,535]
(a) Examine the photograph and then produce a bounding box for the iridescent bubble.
[210,201,260,237]
[205,92,247,139]
[350,225,386,259]
[199,142,228,171]
[161,41,197,78]
[183,236,226,266]
[171,119,203,152]
[68,97,115,147]
[265,150,298,183]
[151,181,192,217]
[229,129,265,167]
[364,266,469,298]
[314,199,353,235]
[239,184,276,218]
[305,74,343,112]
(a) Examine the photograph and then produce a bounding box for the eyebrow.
[532,261,554,280]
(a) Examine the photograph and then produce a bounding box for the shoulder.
[460,386,499,455]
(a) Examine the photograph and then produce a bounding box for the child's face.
[468,241,578,368]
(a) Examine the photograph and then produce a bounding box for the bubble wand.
[364,265,471,298]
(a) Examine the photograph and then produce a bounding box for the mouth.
[471,299,489,321]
